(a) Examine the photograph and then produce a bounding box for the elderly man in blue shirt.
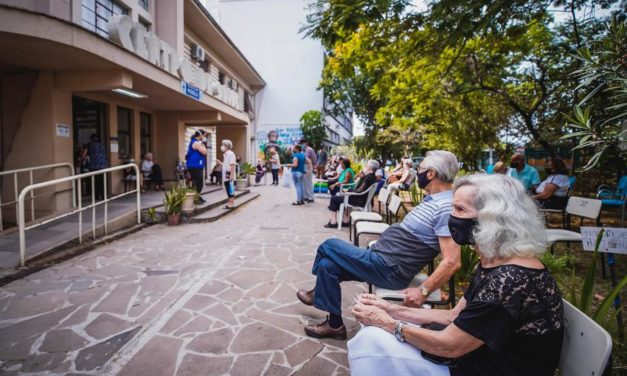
[508,153,540,192]
[296,150,461,340]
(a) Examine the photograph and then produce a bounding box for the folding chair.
[545,197,602,248]
[353,195,403,246]
[539,176,576,228]
[337,185,377,230]
[558,299,612,376]
[597,175,627,227]
[348,187,390,241]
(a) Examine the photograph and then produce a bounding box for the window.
[117,107,133,160]
[138,0,148,11]
[218,71,225,85]
[81,0,128,38]
[140,113,152,158]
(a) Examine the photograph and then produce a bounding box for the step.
[190,192,260,223]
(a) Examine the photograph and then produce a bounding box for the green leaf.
[593,274,627,325]
[579,230,605,314]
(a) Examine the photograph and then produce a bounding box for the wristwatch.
[419,286,430,297]
[394,320,407,342]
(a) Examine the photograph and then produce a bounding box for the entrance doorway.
[72,96,107,198]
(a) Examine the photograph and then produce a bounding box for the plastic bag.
[282,166,292,188]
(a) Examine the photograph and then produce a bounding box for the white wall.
[215,0,324,139]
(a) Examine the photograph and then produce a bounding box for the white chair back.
[364,184,377,211]
[566,197,602,219]
[378,187,390,206]
[388,195,403,216]
[559,299,612,376]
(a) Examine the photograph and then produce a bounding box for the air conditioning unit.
[191,43,205,61]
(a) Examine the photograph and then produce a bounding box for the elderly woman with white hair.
[324,159,380,228]
[388,159,417,192]
[220,139,237,209]
[348,174,563,376]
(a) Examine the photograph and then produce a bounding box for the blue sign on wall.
[181,82,201,101]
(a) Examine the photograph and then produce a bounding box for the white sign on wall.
[581,227,627,254]
[56,123,70,138]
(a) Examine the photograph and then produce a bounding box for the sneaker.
[304,317,347,340]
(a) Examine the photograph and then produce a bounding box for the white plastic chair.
[545,197,602,245]
[558,299,612,376]
[353,195,403,246]
[349,187,390,241]
[337,185,377,230]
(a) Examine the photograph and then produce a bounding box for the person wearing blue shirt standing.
[288,144,306,205]
[508,153,540,192]
[186,130,208,203]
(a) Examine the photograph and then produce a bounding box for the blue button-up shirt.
[509,164,541,191]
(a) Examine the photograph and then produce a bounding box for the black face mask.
[448,215,478,245]
[545,168,554,175]
[417,170,432,189]
[510,161,519,169]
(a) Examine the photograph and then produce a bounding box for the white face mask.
[202,137,207,143]
[220,145,227,152]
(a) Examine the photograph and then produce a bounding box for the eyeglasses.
[417,167,430,174]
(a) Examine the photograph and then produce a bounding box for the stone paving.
[0,185,367,375]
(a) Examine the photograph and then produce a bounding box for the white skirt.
[348,326,451,376]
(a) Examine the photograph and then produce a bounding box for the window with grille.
[138,0,148,11]
[81,0,128,38]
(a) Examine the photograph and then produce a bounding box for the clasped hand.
[351,294,396,333]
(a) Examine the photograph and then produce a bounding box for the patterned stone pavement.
[0,185,367,375]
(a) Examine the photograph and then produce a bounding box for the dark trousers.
[210,171,222,184]
[271,168,279,184]
[189,168,204,194]
[90,170,105,200]
[312,238,407,315]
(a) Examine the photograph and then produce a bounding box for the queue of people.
[286,149,567,376]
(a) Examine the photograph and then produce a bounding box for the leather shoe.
[296,289,314,306]
[304,317,347,340]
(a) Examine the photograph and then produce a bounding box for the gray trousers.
[303,168,314,201]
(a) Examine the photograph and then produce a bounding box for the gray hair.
[454,174,547,259]
[404,159,414,168]
[422,150,458,183]
[366,159,380,172]
[221,139,233,150]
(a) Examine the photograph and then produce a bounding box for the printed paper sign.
[581,227,627,254]
[56,124,70,138]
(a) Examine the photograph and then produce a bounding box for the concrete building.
[0,0,264,226]
[204,0,353,159]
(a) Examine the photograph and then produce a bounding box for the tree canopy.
[303,0,625,170]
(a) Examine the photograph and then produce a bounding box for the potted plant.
[182,190,197,213]
[240,162,256,187]
[163,187,187,225]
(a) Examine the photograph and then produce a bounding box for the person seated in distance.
[296,150,461,340]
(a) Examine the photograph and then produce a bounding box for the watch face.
[421,287,429,296]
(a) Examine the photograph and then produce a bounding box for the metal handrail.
[17,164,141,267]
[0,162,75,231]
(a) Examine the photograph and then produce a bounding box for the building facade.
[204,0,353,159]
[0,0,264,224]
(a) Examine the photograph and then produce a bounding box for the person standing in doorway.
[221,139,237,209]
[186,130,208,203]
[317,146,328,179]
[270,149,281,186]
[301,139,317,203]
[82,134,108,200]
